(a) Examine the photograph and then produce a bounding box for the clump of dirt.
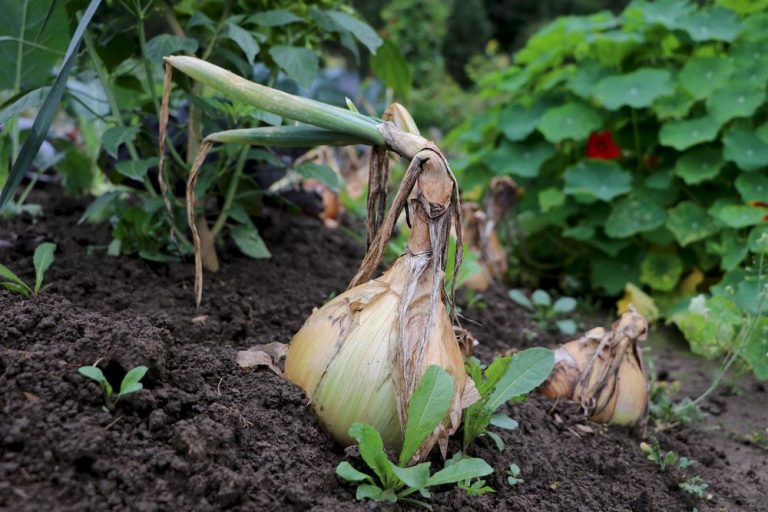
[1,190,765,511]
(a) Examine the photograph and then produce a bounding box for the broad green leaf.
[399,365,453,466]
[567,61,615,99]
[115,157,158,181]
[743,318,768,380]
[78,365,112,398]
[531,290,551,307]
[485,348,554,411]
[269,45,318,89]
[708,84,764,124]
[673,147,723,184]
[295,162,339,190]
[370,39,410,98]
[349,423,396,488]
[0,87,49,125]
[0,263,29,291]
[605,194,666,238]
[355,484,387,502]
[652,89,695,120]
[498,103,545,141]
[119,366,148,397]
[640,253,683,291]
[335,462,372,483]
[325,11,382,54]
[629,0,694,29]
[676,6,743,42]
[508,289,533,309]
[390,462,430,489]
[427,457,493,487]
[223,23,260,65]
[748,225,768,254]
[593,68,673,109]
[537,102,602,143]
[666,202,720,246]
[230,225,271,259]
[718,0,768,14]
[488,141,554,178]
[736,173,768,203]
[490,414,518,430]
[0,0,68,90]
[101,126,139,159]
[553,297,577,313]
[563,160,631,202]
[722,128,768,172]
[32,242,55,293]
[659,116,720,151]
[713,205,765,228]
[144,34,198,66]
[539,188,565,212]
[678,57,733,100]
[249,9,302,27]
[591,251,642,295]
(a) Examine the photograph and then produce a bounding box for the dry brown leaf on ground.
[236,342,288,376]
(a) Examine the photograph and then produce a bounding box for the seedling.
[508,289,578,335]
[336,366,493,508]
[747,428,768,450]
[646,358,704,429]
[679,476,709,498]
[506,463,523,486]
[640,438,709,500]
[458,477,495,496]
[463,348,554,451]
[0,242,56,296]
[78,365,148,412]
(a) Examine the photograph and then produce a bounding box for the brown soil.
[1,191,766,511]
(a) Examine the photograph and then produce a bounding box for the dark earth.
[1,190,766,511]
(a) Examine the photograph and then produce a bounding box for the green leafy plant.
[0,242,56,296]
[335,365,493,508]
[747,428,768,451]
[641,438,710,500]
[78,365,148,412]
[451,0,768,364]
[508,289,578,335]
[463,347,554,450]
[506,463,523,486]
[646,357,703,430]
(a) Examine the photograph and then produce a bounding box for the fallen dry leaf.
[236,342,288,376]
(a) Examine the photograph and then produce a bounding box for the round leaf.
[676,6,743,42]
[673,147,724,184]
[593,68,674,109]
[531,289,551,307]
[666,201,720,246]
[708,84,765,123]
[713,205,766,228]
[553,297,577,313]
[722,128,768,171]
[735,173,768,202]
[488,140,555,178]
[678,57,733,100]
[605,194,667,238]
[537,102,602,143]
[499,103,545,141]
[659,116,720,151]
[640,253,683,291]
[652,89,695,120]
[563,160,632,202]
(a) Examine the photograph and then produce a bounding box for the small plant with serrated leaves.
[0,242,57,297]
[336,366,493,508]
[78,365,148,412]
[508,289,578,335]
[463,348,555,451]
[640,438,709,499]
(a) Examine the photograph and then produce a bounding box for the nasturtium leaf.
[742,318,768,380]
[666,202,720,246]
[223,23,260,65]
[676,6,744,42]
[499,103,546,141]
[539,188,565,212]
[629,0,695,29]
[230,225,271,259]
[336,462,372,483]
[605,194,666,238]
[735,173,768,203]
[427,457,493,487]
[673,147,723,184]
[537,102,602,143]
[567,61,615,99]
[144,35,199,66]
[399,365,453,466]
[348,423,396,488]
[370,40,410,98]
[640,253,683,291]
[717,0,768,15]
[732,63,768,90]
[102,126,139,158]
[269,45,318,89]
[659,116,720,151]
[32,242,56,293]
[485,347,554,411]
[593,68,674,109]
[652,89,695,120]
[563,160,631,202]
[590,251,642,295]
[249,9,303,27]
[115,158,159,181]
[748,225,768,254]
[325,10,382,54]
[708,84,765,124]
[713,205,765,228]
[722,128,768,171]
[487,140,555,178]
[645,170,674,190]
[678,57,733,99]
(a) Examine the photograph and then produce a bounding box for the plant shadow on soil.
[1,190,766,511]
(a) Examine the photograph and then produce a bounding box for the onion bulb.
[539,307,649,425]
[285,147,476,461]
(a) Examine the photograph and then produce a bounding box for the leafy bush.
[450,1,768,339]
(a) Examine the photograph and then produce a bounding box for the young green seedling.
[0,242,56,296]
[506,463,524,486]
[78,365,148,412]
[336,365,493,508]
[463,347,554,451]
[508,289,578,335]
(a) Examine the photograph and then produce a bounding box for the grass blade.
[0,0,102,209]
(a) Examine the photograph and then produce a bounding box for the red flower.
[585,131,621,160]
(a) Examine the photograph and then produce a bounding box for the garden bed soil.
[1,190,766,511]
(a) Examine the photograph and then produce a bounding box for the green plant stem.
[211,145,248,236]
[136,0,160,116]
[631,109,642,169]
[10,1,28,161]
